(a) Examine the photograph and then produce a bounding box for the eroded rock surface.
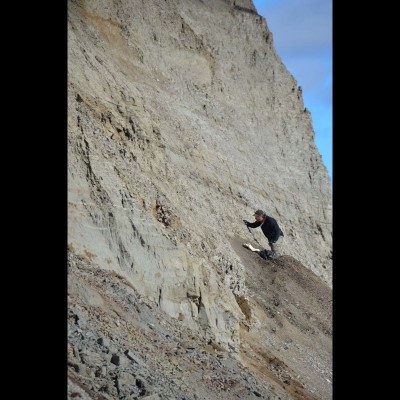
[68,1,332,398]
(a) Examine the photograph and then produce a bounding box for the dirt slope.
[230,235,332,399]
[68,235,331,400]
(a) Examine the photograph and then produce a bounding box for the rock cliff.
[68,1,332,399]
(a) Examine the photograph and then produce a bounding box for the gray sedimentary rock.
[68,1,332,399]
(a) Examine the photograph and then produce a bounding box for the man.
[243,209,284,259]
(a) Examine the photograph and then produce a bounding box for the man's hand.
[243,220,250,226]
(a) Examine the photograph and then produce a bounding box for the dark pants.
[269,235,284,257]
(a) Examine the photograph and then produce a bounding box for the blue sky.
[252,0,332,182]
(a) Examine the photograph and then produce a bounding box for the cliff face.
[68,1,332,399]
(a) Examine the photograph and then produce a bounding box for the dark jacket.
[247,216,284,243]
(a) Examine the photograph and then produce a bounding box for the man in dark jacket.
[243,209,284,259]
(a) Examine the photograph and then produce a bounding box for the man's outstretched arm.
[243,220,262,228]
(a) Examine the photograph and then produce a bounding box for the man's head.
[253,209,266,222]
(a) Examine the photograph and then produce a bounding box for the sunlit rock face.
[68,0,331,355]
